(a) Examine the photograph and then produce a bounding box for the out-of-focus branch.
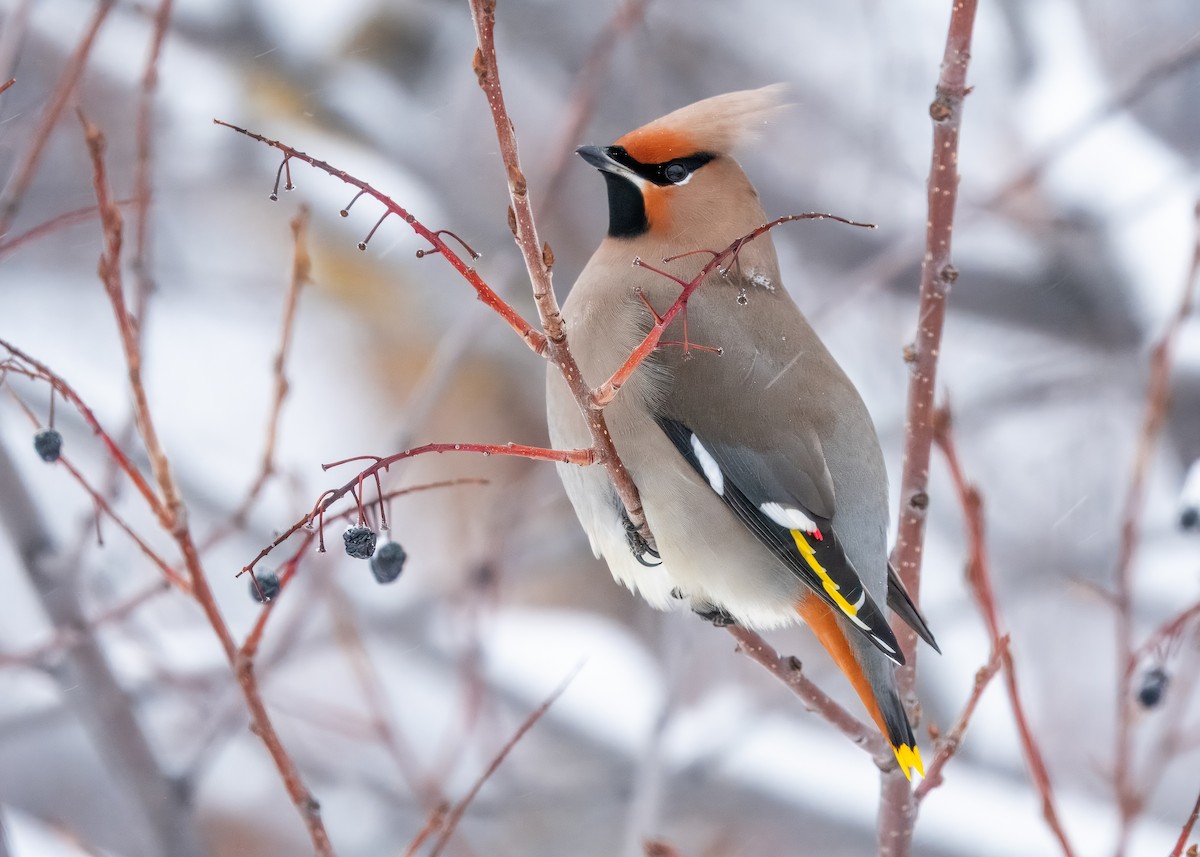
[426,667,578,857]
[0,0,114,236]
[881,1,979,852]
[934,410,1076,857]
[1168,788,1200,857]
[913,638,1005,800]
[0,200,135,260]
[209,204,311,544]
[990,40,1200,209]
[536,0,650,221]
[0,442,205,857]
[130,0,173,323]
[1113,201,1200,855]
[1,384,189,590]
[644,841,686,857]
[0,579,170,671]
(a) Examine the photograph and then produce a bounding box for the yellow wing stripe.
[791,529,859,618]
[893,743,925,780]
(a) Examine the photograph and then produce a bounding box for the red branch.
[1169,788,1200,857]
[913,637,1005,801]
[0,341,165,520]
[591,213,873,407]
[238,478,488,660]
[212,119,547,356]
[240,442,593,578]
[935,412,1076,857]
[1113,202,1200,851]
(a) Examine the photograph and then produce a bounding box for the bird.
[545,85,938,779]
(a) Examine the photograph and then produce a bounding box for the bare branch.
[935,411,1076,857]
[427,667,579,857]
[1169,787,1200,857]
[1113,202,1200,849]
[212,119,547,356]
[0,0,114,235]
[914,639,1005,800]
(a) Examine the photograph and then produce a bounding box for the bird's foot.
[693,605,738,627]
[621,510,661,567]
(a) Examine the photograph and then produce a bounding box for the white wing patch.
[690,434,725,495]
[760,501,818,533]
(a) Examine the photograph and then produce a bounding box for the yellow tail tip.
[892,744,925,781]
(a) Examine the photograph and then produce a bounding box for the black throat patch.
[603,171,648,238]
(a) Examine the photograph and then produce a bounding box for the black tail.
[887,562,940,653]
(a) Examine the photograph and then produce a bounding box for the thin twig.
[0,0,115,235]
[913,639,1005,801]
[0,200,132,260]
[241,442,592,577]
[209,204,311,545]
[402,803,450,857]
[1113,202,1200,854]
[591,214,873,408]
[935,411,1077,857]
[1168,787,1200,857]
[0,344,165,520]
[239,479,488,660]
[1,384,189,591]
[536,0,650,221]
[212,119,547,356]
[130,0,173,323]
[426,667,579,857]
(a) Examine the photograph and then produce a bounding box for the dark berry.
[369,541,407,583]
[343,525,377,559]
[1181,506,1199,530]
[1137,667,1168,708]
[250,569,280,603]
[34,428,63,462]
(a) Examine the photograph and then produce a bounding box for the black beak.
[576,145,615,172]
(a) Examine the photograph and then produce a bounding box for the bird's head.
[577,85,787,245]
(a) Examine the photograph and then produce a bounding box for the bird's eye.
[664,162,689,183]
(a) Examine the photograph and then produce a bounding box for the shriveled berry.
[1137,667,1168,708]
[34,428,63,462]
[343,525,377,559]
[370,541,407,583]
[250,569,280,603]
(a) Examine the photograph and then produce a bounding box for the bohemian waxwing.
[546,85,938,779]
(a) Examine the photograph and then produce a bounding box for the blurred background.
[1,0,1199,855]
